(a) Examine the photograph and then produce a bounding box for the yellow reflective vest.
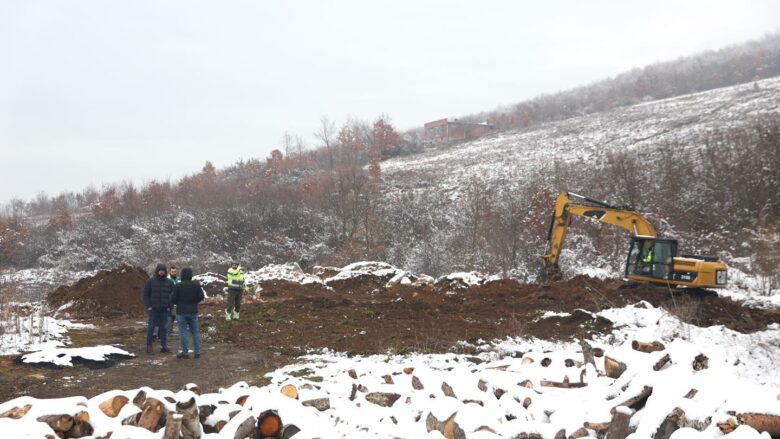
[227,266,246,291]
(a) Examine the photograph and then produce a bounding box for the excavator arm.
[540,192,658,276]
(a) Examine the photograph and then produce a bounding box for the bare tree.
[315,116,337,170]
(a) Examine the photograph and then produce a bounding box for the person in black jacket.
[170,267,205,359]
[143,263,174,354]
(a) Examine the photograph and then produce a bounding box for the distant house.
[423,118,494,144]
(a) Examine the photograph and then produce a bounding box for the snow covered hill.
[383,77,780,193]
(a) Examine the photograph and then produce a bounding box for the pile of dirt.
[47,265,149,319]
[258,280,332,298]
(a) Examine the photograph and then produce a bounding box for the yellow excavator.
[541,192,728,288]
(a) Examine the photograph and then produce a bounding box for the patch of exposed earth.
[1,275,776,402]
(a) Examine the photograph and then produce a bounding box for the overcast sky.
[1,1,778,203]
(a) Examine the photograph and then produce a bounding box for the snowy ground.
[1,302,777,438]
[0,302,93,356]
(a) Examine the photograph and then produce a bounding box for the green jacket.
[227,266,246,291]
[168,275,180,285]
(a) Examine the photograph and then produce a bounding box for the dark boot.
[160,346,172,354]
[146,344,153,354]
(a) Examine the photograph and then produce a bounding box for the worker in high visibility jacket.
[225,259,246,321]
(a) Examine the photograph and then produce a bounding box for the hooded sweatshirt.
[170,268,205,315]
[143,263,174,310]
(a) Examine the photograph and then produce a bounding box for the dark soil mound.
[258,280,332,298]
[47,265,149,318]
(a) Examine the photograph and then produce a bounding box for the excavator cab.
[625,237,677,282]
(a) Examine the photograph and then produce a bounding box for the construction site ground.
[1,275,777,402]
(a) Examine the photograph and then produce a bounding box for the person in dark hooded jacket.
[143,263,174,354]
[170,267,205,359]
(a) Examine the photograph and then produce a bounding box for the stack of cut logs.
[420,339,780,439]
[0,387,301,439]
[2,338,779,439]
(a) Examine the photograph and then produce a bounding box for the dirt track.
[1,276,777,402]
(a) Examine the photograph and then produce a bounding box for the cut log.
[182,383,201,395]
[0,404,31,419]
[521,357,534,365]
[654,407,685,439]
[138,398,166,432]
[302,398,330,412]
[554,429,566,439]
[74,411,89,424]
[233,415,257,439]
[121,412,141,427]
[717,417,738,434]
[564,359,577,367]
[513,433,543,439]
[99,395,130,418]
[133,390,147,408]
[494,388,507,399]
[477,379,487,392]
[653,354,671,371]
[383,374,394,384]
[198,404,215,426]
[632,340,665,353]
[683,389,698,399]
[518,380,533,389]
[235,395,249,406]
[604,356,627,379]
[278,424,302,439]
[175,397,201,439]
[67,418,94,438]
[612,386,653,413]
[280,384,299,400]
[541,376,587,389]
[522,397,532,409]
[593,348,605,358]
[162,413,183,439]
[257,410,283,438]
[583,422,610,433]
[365,392,401,407]
[541,357,552,367]
[350,383,358,401]
[426,412,466,439]
[442,382,457,398]
[692,354,708,371]
[606,406,632,439]
[348,369,357,379]
[569,427,589,439]
[412,376,424,390]
[738,413,780,438]
[36,415,74,433]
[403,367,414,374]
